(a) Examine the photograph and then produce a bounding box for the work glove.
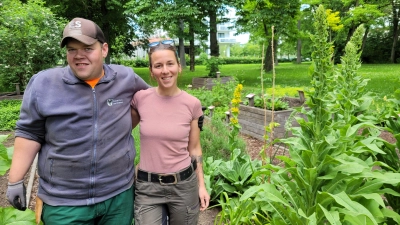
[6,180,27,211]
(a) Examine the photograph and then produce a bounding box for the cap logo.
[69,21,82,29]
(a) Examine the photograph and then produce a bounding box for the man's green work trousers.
[41,185,134,225]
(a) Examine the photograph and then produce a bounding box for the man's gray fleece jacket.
[15,64,149,206]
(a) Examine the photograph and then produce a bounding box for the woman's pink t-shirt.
[132,88,203,173]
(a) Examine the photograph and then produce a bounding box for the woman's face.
[149,49,181,89]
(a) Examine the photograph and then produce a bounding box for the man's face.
[66,39,108,80]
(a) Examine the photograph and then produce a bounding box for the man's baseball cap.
[60,17,106,48]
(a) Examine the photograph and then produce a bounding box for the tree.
[125,0,208,70]
[307,0,385,63]
[235,0,301,72]
[391,0,400,63]
[0,0,64,91]
[44,0,134,64]
[326,9,344,41]
[196,1,240,57]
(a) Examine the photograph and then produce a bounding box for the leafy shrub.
[113,58,149,68]
[0,0,64,92]
[216,57,261,65]
[0,100,21,131]
[134,58,149,67]
[204,149,262,203]
[205,56,225,77]
[249,95,290,110]
[0,134,13,176]
[242,93,290,111]
[196,52,209,65]
[187,78,237,109]
[200,117,246,161]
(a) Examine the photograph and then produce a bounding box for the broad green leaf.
[220,183,236,193]
[352,193,385,207]
[318,204,341,225]
[355,198,385,223]
[353,173,400,195]
[0,160,11,176]
[304,167,317,188]
[7,146,13,161]
[380,207,400,224]
[329,192,378,225]
[0,207,40,225]
[341,211,377,225]
[335,161,367,174]
[0,135,8,143]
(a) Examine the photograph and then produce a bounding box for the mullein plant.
[235,5,400,224]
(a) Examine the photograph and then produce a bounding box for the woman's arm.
[131,107,140,129]
[188,119,210,211]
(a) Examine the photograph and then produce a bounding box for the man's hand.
[6,180,27,211]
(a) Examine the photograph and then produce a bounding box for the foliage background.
[0,0,64,92]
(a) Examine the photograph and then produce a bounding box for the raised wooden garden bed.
[237,92,305,141]
[192,76,233,90]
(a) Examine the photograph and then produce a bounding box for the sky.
[228,7,250,44]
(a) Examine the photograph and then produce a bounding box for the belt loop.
[148,172,151,182]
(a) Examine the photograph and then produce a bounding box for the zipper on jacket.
[88,88,98,205]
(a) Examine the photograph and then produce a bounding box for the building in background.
[205,8,249,57]
[131,8,249,59]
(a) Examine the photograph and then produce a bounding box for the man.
[6,17,149,224]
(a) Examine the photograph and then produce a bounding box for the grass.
[133,62,400,99]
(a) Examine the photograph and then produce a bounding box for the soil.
[0,130,396,224]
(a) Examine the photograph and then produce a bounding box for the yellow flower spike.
[230,117,238,124]
[231,99,240,105]
[231,107,239,113]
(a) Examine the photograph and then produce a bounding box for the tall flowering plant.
[228,84,243,152]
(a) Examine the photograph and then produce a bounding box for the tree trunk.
[189,25,195,71]
[274,40,278,66]
[391,8,399,63]
[296,20,302,64]
[179,19,186,68]
[100,0,111,64]
[263,43,273,72]
[209,9,219,57]
[361,26,369,53]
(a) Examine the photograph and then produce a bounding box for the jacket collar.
[62,64,116,85]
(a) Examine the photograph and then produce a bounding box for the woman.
[131,40,210,225]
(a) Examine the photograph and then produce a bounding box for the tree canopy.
[0,0,64,91]
[44,0,135,63]
[235,0,301,71]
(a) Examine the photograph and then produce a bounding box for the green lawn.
[133,62,400,98]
